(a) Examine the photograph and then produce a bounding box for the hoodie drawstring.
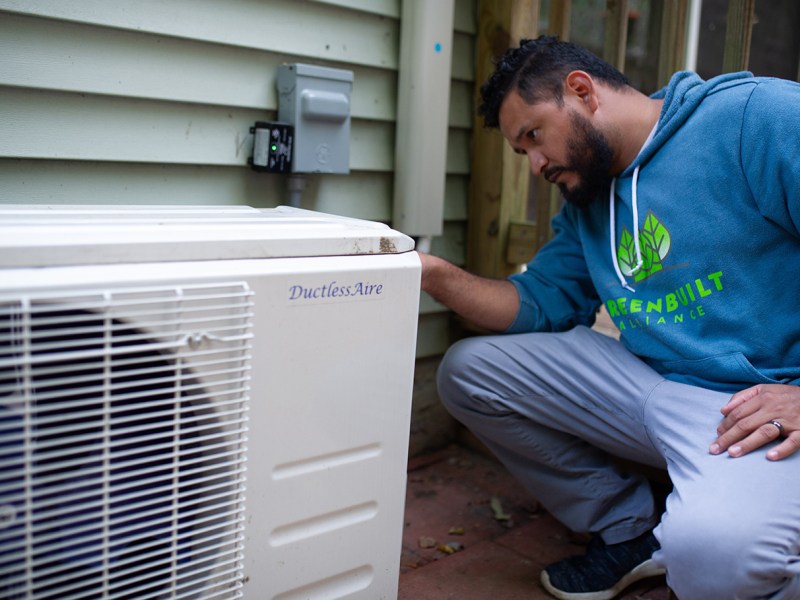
[610,123,658,293]
[610,165,643,293]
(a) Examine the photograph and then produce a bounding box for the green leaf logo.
[616,209,671,283]
[616,227,638,275]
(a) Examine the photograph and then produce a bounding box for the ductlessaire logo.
[286,278,386,307]
[607,209,725,331]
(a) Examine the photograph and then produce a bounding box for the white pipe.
[685,0,703,72]
[415,236,432,254]
[392,0,454,237]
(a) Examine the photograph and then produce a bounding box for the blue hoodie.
[507,71,800,392]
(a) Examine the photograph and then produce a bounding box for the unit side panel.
[244,254,420,599]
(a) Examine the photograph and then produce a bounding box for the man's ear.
[565,70,599,112]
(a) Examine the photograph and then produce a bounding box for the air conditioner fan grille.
[0,283,251,599]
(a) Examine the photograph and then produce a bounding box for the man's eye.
[527,129,538,141]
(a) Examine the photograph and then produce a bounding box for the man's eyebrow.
[513,124,529,143]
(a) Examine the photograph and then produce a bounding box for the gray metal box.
[277,64,353,174]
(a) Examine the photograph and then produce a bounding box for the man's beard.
[545,111,614,210]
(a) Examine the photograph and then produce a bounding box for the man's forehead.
[499,91,556,136]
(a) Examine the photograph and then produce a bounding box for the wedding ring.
[769,420,785,437]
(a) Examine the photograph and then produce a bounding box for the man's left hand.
[710,383,800,460]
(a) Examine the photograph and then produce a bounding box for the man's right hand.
[418,252,520,333]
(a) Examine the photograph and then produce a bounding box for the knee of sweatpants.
[436,336,498,417]
[659,503,796,599]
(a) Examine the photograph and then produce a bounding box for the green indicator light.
[271,144,278,152]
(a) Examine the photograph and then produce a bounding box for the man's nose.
[527,151,547,176]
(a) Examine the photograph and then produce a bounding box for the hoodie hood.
[622,70,754,175]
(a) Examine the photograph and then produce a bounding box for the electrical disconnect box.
[277,64,353,174]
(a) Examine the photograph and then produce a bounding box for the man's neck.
[610,95,664,174]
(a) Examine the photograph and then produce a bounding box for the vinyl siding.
[0,0,475,357]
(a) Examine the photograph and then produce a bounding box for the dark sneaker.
[540,530,665,600]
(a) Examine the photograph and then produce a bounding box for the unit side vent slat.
[0,283,251,600]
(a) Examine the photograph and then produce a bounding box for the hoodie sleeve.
[506,204,601,333]
[740,78,800,237]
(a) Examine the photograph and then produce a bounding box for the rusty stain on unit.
[379,237,397,254]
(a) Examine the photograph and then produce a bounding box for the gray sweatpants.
[437,326,800,599]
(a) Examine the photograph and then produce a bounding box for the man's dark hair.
[478,35,630,128]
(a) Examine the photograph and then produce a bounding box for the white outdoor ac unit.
[0,205,421,600]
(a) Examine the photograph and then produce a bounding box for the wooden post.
[722,0,756,73]
[657,0,689,87]
[604,0,629,71]
[467,0,540,278]
[548,0,572,41]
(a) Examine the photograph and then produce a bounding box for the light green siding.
[0,0,476,357]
